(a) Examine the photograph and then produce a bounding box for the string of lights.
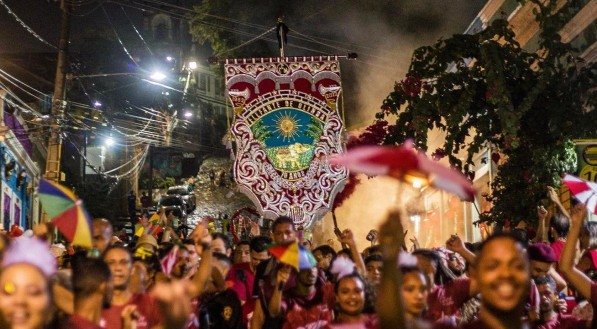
[0,0,57,49]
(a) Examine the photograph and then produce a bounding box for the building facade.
[0,89,42,230]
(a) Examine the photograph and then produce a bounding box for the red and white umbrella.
[330,141,476,201]
[562,174,597,215]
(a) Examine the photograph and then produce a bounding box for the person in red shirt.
[226,235,271,325]
[102,245,162,329]
[527,243,568,292]
[532,276,588,329]
[63,255,112,329]
[233,240,251,264]
[251,216,298,329]
[458,233,531,329]
[269,266,335,329]
[412,247,473,322]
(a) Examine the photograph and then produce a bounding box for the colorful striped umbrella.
[38,179,93,248]
[562,174,597,215]
[268,241,317,270]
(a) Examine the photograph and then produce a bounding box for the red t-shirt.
[426,278,471,321]
[101,293,162,329]
[226,262,256,325]
[532,313,588,329]
[281,281,335,329]
[550,240,566,262]
[62,315,103,329]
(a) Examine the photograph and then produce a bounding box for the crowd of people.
[0,192,594,329]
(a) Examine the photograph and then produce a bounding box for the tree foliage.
[368,0,596,224]
[189,0,288,58]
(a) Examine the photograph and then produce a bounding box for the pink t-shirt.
[101,293,162,329]
[550,240,566,262]
[425,278,471,321]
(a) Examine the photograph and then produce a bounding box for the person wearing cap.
[0,237,58,329]
[136,234,159,253]
[528,243,568,292]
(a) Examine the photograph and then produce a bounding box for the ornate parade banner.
[225,56,348,227]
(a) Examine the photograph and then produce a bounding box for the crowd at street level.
[0,189,595,329]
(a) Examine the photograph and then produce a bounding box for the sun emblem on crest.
[274,111,302,142]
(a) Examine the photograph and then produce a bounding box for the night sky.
[0,0,486,125]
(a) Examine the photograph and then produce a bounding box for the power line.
[101,4,138,66]
[0,0,57,49]
[120,5,154,56]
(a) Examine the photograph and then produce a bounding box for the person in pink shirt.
[548,213,569,262]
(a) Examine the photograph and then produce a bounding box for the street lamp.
[104,136,115,147]
[188,61,198,70]
[149,71,166,81]
[183,111,193,118]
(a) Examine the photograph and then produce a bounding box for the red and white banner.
[225,56,348,227]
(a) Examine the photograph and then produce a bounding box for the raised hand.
[378,210,405,257]
[446,235,465,253]
[537,205,548,221]
[547,186,559,203]
[570,204,588,227]
[151,280,193,329]
[338,229,356,247]
[276,265,292,286]
[190,220,212,253]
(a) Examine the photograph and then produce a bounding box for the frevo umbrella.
[38,179,93,248]
[562,174,597,215]
[268,241,317,270]
[329,141,476,201]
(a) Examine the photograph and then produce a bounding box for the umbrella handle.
[332,210,349,250]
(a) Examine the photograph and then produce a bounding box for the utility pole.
[44,0,70,183]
